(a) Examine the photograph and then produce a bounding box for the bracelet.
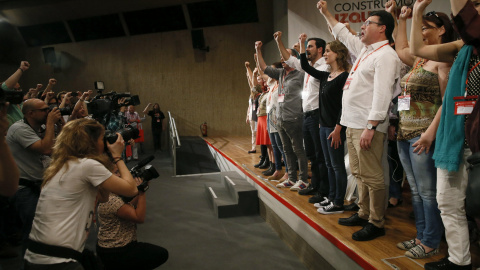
[18,68,24,72]
[113,157,122,164]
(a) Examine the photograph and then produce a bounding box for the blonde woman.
[24,118,138,270]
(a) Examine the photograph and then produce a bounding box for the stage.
[202,136,479,270]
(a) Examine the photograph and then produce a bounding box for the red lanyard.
[304,74,311,88]
[269,84,278,101]
[353,42,390,73]
[404,58,428,94]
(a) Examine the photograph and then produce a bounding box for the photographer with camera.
[97,160,168,270]
[23,118,139,270]
[6,98,63,256]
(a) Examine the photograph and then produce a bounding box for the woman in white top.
[24,118,138,270]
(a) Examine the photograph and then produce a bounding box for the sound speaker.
[42,47,57,64]
[191,29,205,49]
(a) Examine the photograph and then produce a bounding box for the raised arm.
[245,61,254,88]
[273,31,291,62]
[396,6,416,66]
[317,0,339,29]
[410,0,463,63]
[4,61,29,89]
[143,103,152,114]
[300,53,328,81]
[44,78,57,92]
[385,0,398,41]
[254,41,268,71]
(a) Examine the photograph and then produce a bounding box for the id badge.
[253,104,256,111]
[278,94,285,103]
[343,78,353,90]
[454,100,476,115]
[397,95,411,111]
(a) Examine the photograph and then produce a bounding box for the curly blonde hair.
[42,118,111,187]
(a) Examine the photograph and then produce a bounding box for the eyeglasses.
[363,20,383,27]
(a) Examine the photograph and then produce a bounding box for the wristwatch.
[366,123,377,130]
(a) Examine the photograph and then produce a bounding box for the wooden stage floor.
[203,136,479,270]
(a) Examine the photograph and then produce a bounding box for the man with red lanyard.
[318,0,400,241]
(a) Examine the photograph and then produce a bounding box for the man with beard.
[274,31,331,202]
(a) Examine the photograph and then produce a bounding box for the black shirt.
[148,110,165,129]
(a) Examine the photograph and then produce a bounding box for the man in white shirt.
[274,31,331,201]
[318,0,400,241]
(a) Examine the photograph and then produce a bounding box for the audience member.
[256,39,309,191]
[245,61,258,154]
[2,61,29,127]
[0,103,19,197]
[318,0,401,241]
[143,103,165,151]
[299,38,350,215]
[275,31,331,199]
[24,118,138,269]
[125,105,142,160]
[390,0,454,260]
[6,98,63,255]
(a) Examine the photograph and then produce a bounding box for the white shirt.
[332,23,400,133]
[25,158,112,264]
[285,56,330,112]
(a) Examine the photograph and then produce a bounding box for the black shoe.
[425,257,472,270]
[259,159,270,169]
[308,194,324,204]
[344,203,360,212]
[248,150,256,154]
[352,223,385,241]
[262,163,275,176]
[254,157,266,168]
[338,213,369,227]
[298,186,317,196]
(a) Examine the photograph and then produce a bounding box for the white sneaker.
[276,179,295,188]
[290,180,309,191]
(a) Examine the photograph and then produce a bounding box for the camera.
[0,88,23,108]
[104,124,140,144]
[121,156,159,202]
[48,104,72,116]
[87,91,141,120]
[133,165,159,192]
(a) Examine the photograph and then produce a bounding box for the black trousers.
[96,242,168,270]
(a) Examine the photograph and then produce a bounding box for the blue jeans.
[319,126,347,206]
[269,132,284,172]
[303,111,328,193]
[12,186,39,256]
[397,137,443,248]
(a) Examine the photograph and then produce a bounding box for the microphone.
[130,155,155,173]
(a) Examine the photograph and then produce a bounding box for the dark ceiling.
[0,0,259,47]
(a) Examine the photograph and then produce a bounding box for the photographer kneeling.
[96,164,168,270]
[24,118,138,270]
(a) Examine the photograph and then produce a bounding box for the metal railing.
[168,111,181,176]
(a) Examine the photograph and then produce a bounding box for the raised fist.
[299,33,307,44]
[399,6,412,20]
[49,78,57,85]
[245,61,250,68]
[273,31,282,41]
[255,41,263,50]
[385,0,396,14]
[317,1,328,14]
[19,61,30,71]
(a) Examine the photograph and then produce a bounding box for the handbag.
[466,152,480,218]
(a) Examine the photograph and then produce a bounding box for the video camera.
[121,156,160,202]
[0,88,23,109]
[87,91,140,120]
